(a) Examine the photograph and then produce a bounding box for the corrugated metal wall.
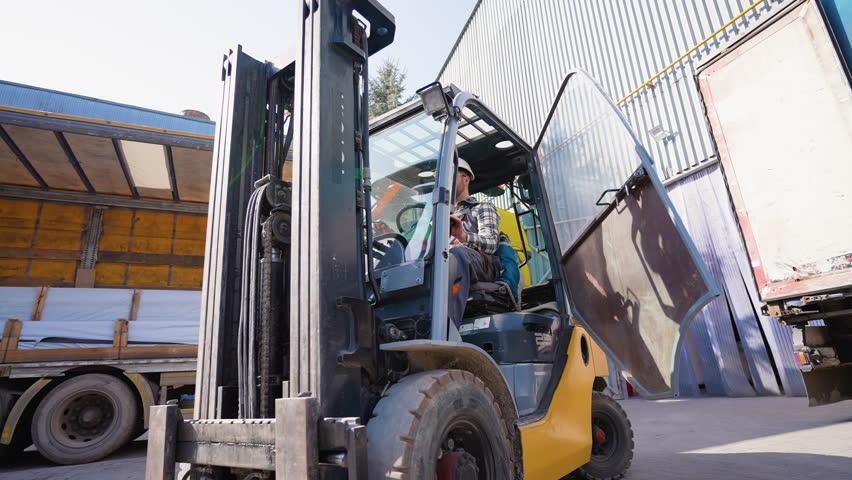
[439,0,787,181]
[440,0,807,396]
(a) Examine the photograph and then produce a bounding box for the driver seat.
[464,234,523,316]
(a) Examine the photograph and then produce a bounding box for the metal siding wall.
[441,0,809,397]
[440,0,784,181]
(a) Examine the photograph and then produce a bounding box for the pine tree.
[369,59,407,119]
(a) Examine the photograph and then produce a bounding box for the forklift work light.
[648,124,672,143]
[416,81,450,119]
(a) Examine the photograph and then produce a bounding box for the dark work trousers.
[448,244,502,328]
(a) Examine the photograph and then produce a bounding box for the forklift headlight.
[416,81,450,119]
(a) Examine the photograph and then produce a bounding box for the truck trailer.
[0,83,214,463]
[696,0,852,405]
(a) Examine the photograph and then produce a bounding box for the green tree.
[369,58,407,118]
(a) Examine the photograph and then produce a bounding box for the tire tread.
[31,373,138,465]
[574,392,634,480]
[368,369,515,479]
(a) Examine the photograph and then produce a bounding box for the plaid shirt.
[452,196,500,255]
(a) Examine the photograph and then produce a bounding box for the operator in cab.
[448,157,502,328]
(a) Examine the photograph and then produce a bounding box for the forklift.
[146,1,718,478]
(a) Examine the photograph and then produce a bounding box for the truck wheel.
[367,369,514,479]
[574,392,634,480]
[31,373,138,464]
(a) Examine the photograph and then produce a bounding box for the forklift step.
[176,418,277,471]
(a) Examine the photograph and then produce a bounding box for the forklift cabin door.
[535,71,718,398]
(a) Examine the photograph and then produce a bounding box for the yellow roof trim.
[0,105,215,140]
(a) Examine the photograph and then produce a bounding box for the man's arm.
[465,203,500,255]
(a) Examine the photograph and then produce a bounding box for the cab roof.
[0,80,215,214]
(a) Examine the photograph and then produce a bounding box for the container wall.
[0,198,206,289]
[697,1,852,301]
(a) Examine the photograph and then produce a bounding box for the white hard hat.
[457,157,475,181]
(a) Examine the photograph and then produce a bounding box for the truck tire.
[31,373,138,464]
[367,369,514,479]
[573,392,634,480]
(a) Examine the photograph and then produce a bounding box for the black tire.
[367,369,515,479]
[0,390,23,466]
[31,373,138,464]
[0,444,11,465]
[574,392,634,480]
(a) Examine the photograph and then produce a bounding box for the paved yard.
[617,396,851,479]
[2,397,850,479]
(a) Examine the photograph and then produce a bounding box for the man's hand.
[450,215,467,244]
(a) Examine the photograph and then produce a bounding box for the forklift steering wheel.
[395,204,425,232]
[372,233,408,268]
[373,232,408,249]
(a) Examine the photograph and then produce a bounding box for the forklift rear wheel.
[31,373,138,464]
[573,392,634,480]
[0,444,11,465]
[367,369,514,479]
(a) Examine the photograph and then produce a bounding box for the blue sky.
[0,0,476,118]
[370,0,477,97]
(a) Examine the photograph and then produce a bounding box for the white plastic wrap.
[17,342,108,350]
[136,290,201,323]
[3,287,200,349]
[40,288,133,322]
[20,321,115,343]
[0,287,39,321]
[128,321,198,345]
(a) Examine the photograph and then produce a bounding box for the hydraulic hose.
[358,26,381,302]
[237,184,267,418]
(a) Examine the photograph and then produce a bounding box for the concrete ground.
[1,397,850,479]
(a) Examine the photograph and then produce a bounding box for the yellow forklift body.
[520,327,597,478]
[496,207,532,287]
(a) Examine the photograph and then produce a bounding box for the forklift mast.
[146,1,394,478]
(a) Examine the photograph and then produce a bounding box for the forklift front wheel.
[367,369,514,479]
[573,392,634,480]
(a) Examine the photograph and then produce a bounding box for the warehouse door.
[534,71,718,398]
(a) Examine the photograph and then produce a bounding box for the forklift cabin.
[145,1,718,479]
[368,75,718,395]
[361,74,718,478]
